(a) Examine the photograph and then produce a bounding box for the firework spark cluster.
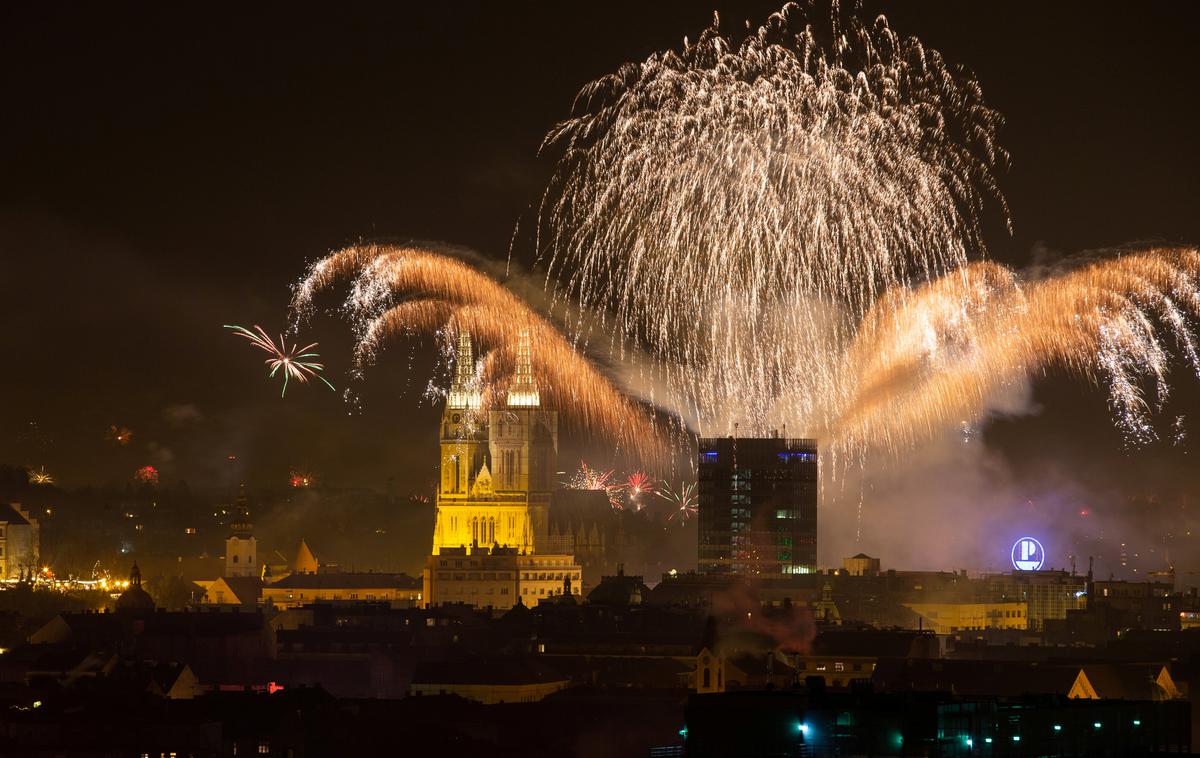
[561,461,696,522]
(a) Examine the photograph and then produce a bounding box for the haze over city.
[2,3,1199,756]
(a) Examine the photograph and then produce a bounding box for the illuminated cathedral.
[423,331,582,608]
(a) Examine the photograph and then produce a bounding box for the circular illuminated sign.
[1011,537,1045,571]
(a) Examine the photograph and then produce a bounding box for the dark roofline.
[0,504,30,526]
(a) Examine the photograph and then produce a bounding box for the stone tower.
[225,484,257,577]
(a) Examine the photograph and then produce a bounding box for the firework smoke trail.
[225,324,337,398]
[291,244,672,465]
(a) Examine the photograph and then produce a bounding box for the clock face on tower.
[451,413,462,424]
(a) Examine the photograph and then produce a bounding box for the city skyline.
[3,2,1200,576]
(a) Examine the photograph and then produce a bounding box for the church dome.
[115,562,156,613]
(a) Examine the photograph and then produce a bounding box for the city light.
[1053,724,1062,732]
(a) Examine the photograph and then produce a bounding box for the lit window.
[258,741,270,754]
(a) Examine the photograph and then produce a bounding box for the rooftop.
[269,572,421,591]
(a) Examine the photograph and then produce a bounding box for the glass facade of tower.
[697,437,818,576]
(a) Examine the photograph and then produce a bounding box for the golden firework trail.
[292,244,672,464]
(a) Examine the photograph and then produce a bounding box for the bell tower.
[225,484,257,577]
[439,331,487,499]
[488,328,557,542]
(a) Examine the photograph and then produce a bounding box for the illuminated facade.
[0,503,39,580]
[697,436,818,577]
[423,331,580,608]
[902,601,1029,635]
[984,570,1087,631]
[424,547,581,607]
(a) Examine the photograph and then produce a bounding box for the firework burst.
[626,471,652,509]
[30,466,54,485]
[530,3,1200,456]
[289,468,315,488]
[106,425,132,446]
[564,461,626,509]
[225,324,336,398]
[287,4,1200,477]
[135,465,159,486]
[658,480,698,523]
[537,2,1007,439]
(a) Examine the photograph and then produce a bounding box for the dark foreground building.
[697,436,818,577]
[682,686,1190,757]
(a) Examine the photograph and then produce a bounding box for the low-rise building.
[197,576,263,610]
[263,571,422,609]
[983,570,1086,631]
[409,658,569,703]
[902,601,1028,635]
[422,546,581,609]
[842,553,881,576]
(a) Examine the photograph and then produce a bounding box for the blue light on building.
[1011,536,1045,571]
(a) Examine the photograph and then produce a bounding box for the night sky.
[3,2,1199,570]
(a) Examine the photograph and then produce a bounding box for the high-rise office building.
[697,436,817,576]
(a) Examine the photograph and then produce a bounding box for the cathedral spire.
[506,328,540,407]
[448,330,480,409]
[454,330,473,386]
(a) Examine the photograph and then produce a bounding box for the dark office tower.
[697,436,818,576]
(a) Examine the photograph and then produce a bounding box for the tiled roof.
[268,572,420,591]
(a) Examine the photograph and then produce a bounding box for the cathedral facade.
[423,331,581,608]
